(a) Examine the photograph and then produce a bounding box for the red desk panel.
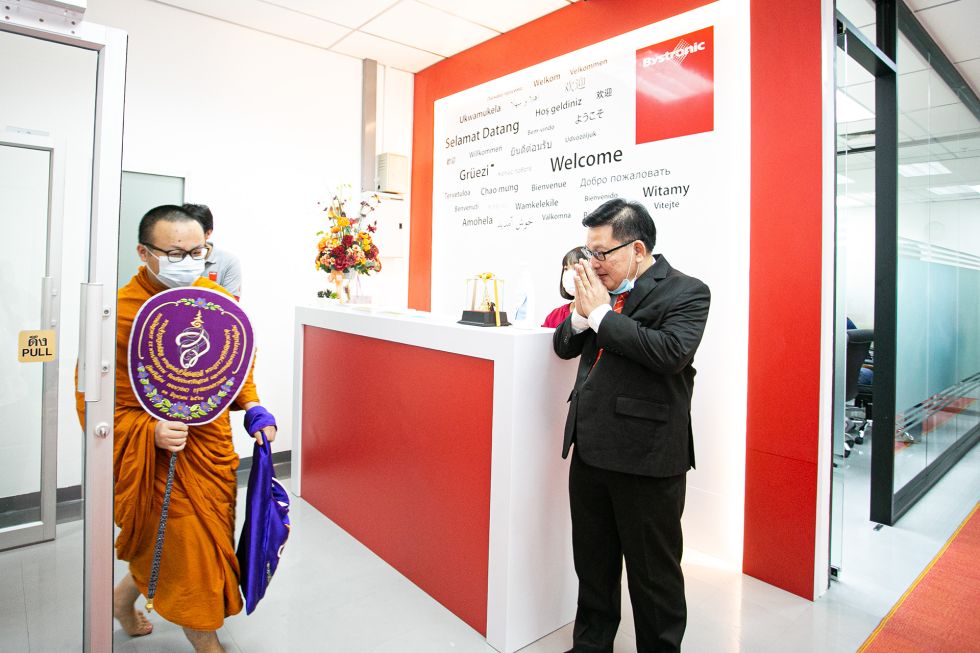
[301,326,494,634]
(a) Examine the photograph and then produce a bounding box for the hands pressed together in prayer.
[573,259,611,318]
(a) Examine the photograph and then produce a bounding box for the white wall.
[330,64,414,309]
[80,0,414,460]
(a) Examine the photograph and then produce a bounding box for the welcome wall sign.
[127,287,255,425]
[429,0,748,322]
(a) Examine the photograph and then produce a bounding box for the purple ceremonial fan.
[126,286,259,613]
[127,287,256,425]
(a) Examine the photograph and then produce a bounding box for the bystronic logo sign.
[641,39,707,67]
[635,25,715,144]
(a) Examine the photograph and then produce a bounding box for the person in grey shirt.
[182,203,243,298]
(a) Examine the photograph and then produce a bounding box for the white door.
[0,12,126,653]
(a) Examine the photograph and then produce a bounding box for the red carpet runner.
[859,502,980,653]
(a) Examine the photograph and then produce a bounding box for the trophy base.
[458,310,511,327]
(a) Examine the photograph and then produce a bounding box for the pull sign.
[18,329,57,363]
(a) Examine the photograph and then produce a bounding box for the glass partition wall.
[889,6,980,518]
[834,1,980,526]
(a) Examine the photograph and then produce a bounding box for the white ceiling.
[153,1,978,93]
[149,0,977,203]
[152,0,577,73]
[836,0,980,204]
[837,0,979,97]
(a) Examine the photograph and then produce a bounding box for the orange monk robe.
[76,266,258,630]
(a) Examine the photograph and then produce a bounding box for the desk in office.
[291,305,578,653]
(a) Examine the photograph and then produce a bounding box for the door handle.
[78,283,103,402]
[41,276,53,329]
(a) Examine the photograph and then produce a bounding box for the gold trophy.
[459,273,510,327]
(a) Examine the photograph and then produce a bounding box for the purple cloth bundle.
[237,407,290,614]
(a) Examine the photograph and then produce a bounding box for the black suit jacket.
[553,255,710,477]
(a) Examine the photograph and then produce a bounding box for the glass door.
[0,16,127,652]
[831,17,878,578]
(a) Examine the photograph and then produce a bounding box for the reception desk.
[292,305,578,653]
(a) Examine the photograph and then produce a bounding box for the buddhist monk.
[77,205,276,653]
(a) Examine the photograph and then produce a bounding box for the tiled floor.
[1,442,977,652]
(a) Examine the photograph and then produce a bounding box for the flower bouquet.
[315,185,381,303]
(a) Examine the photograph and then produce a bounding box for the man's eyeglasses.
[141,242,212,263]
[582,240,634,262]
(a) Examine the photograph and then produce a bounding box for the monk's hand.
[154,420,188,452]
[244,404,277,446]
[255,425,277,446]
[574,260,610,318]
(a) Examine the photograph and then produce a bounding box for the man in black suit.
[553,198,710,653]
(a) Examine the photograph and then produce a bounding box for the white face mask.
[150,253,206,288]
[562,270,577,297]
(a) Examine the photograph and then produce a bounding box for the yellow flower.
[337,217,350,228]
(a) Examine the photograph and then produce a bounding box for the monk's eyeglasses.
[141,241,212,263]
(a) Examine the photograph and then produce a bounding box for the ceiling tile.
[899,113,930,140]
[331,30,443,73]
[944,133,980,159]
[904,103,979,137]
[836,0,876,28]
[899,69,961,113]
[906,0,963,11]
[844,81,875,112]
[955,58,980,98]
[258,0,400,29]
[156,0,350,48]
[416,0,567,33]
[897,32,930,75]
[360,0,499,57]
[914,1,980,63]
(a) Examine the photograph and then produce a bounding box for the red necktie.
[590,291,628,372]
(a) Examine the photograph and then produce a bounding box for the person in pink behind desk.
[542,247,588,328]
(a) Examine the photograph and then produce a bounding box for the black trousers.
[568,451,687,653]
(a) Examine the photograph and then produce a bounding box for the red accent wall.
[408,0,825,599]
[743,0,824,600]
[301,327,495,633]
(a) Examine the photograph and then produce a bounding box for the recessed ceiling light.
[898,161,951,177]
[928,185,980,196]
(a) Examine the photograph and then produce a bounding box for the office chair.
[844,328,873,454]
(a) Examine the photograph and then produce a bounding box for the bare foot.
[114,605,153,637]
